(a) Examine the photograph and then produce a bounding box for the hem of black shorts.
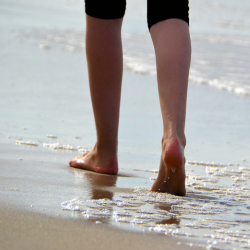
[86,13,125,20]
[148,17,189,31]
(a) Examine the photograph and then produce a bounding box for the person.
[69,0,191,196]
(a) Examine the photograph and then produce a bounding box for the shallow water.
[18,25,250,96]
[5,136,250,249]
[6,134,250,249]
[62,160,250,250]
[3,0,250,96]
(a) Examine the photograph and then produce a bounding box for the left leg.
[70,1,126,174]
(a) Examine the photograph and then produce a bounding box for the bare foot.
[69,145,118,175]
[150,138,186,196]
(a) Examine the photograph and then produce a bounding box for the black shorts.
[85,0,189,30]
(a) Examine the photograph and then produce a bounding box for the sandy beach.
[1,205,201,250]
[1,0,250,249]
[0,143,202,250]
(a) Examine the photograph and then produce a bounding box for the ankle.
[162,134,186,149]
[95,141,118,155]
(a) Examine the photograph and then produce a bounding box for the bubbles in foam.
[113,211,132,217]
[15,137,88,152]
[46,134,57,139]
[43,142,89,152]
[38,43,50,50]
[15,140,38,146]
[123,56,147,74]
[61,160,250,249]
[146,169,159,173]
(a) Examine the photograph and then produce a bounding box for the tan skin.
[70,15,191,196]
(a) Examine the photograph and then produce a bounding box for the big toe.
[69,158,77,167]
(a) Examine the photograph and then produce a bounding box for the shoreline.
[0,203,201,250]
[1,140,250,250]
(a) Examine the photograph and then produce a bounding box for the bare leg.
[150,19,191,196]
[69,15,123,175]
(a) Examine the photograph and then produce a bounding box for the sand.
[0,204,201,250]
[0,142,203,250]
[0,145,199,250]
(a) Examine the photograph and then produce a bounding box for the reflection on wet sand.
[156,218,180,226]
[69,169,118,224]
[70,168,136,197]
[155,204,180,226]
[155,204,172,213]
[69,168,119,200]
[84,172,117,200]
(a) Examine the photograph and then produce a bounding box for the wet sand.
[0,205,198,250]
[0,144,200,250]
[1,127,250,249]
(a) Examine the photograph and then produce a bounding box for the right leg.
[69,15,124,175]
[148,1,191,196]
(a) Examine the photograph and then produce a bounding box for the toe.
[69,158,77,167]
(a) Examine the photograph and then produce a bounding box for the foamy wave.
[15,140,38,146]
[43,142,89,152]
[189,75,250,96]
[23,29,250,97]
[123,55,156,75]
